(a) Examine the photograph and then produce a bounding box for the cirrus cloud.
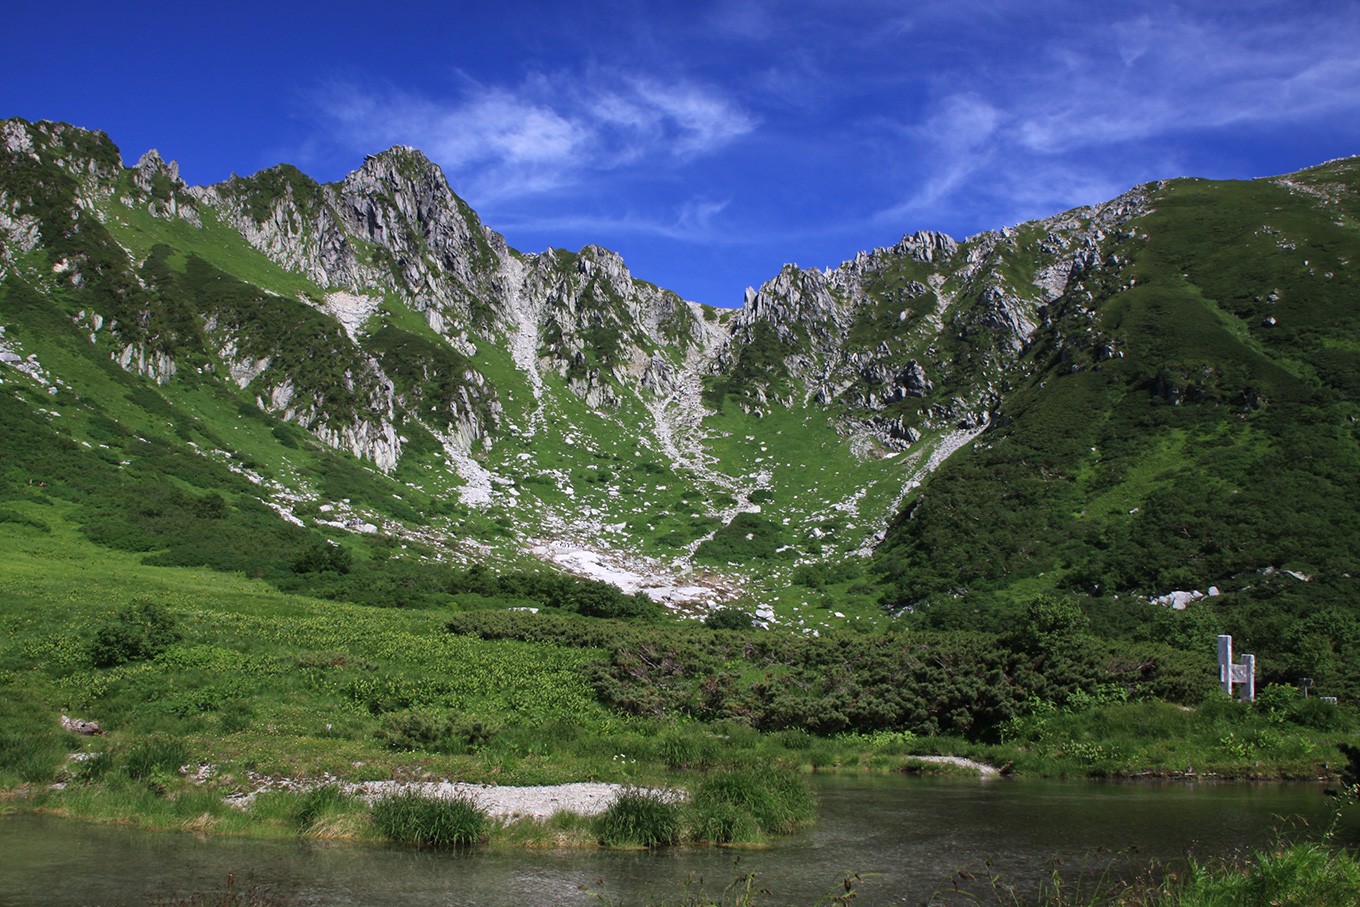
[308,69,756,203]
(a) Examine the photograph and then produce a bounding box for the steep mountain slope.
[3,117,1359,668]
[874,161,1360,615]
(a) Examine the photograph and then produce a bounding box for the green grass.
[123,736,190,782]
[595,771,814,848]
[687,768,816,843]
[1166,841,1360,907]
[370,791,489,848]
[102,192,325,301]
[998,696,1345,779]
[595,788,683,847]
[0,501,1350,847]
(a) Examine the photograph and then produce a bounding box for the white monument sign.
[1217,634,1256,702]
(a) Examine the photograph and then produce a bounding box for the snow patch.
[530,539,732,606]
[1151,590,1205,610]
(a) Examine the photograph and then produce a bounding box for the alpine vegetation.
[1,116,1358,851]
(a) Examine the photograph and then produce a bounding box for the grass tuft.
[1167,841,1360,907]
[688,768,815,843]
[370,791,489,848]
[123,736,189,783]
[595,788,683,848]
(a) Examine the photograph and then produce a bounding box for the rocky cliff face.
[716,190,1153,448]
[190,142,718,424]
[0,117,1158,475]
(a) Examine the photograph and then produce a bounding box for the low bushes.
[999,694,1342,778]
[450,609,1209,742]
[376,709,497,754]
[704,607,754,630]
[87,600,181,668]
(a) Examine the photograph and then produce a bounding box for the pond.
[3,777,1355,905]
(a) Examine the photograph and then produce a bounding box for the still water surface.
[3,777,1355,906]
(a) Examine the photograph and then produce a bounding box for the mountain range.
[3,117,1358,653]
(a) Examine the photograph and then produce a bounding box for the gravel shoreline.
[222,771,675,821]
[342,780,667,821]
[906,755,1002,778]
[218,756,998,820]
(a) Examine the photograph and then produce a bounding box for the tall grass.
[1166,842,1360,907]
[595,788,683,848]
[250,785,363,838]
[688,768,816,844]
[370,792,489,848]
[123,736,190,782]
[0,728,68,784]
[655,727,721,770]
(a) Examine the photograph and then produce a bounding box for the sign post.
[1217,634,1255,702]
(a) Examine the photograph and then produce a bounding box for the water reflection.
[3,777,1354,906]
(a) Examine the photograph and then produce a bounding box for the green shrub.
[370,792,488,848]
[1287,696,1352,731]
[291,543,353,575]
[705,607,754,630]
[376,710,497,753]
[376,709,450,751]
[595,789,682,848]
[0,508,50,532]
[88,600,181,667]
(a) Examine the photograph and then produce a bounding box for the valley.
[1,116,1358,866]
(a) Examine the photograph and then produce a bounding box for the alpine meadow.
[3,113,1360,900]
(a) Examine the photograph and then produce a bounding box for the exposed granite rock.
[0,116,1156,477]
[128,149,200,225]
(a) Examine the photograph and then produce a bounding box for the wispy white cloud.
[632,81,755,155]
[496,195,743,245]
[872,3,1360,232]
[1014,9,1360,153]
[308,69,755,203]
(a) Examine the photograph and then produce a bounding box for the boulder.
[60,715,103,736]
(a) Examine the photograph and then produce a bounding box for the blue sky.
[5,1,1359,306]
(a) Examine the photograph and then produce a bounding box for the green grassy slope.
[872,165,1360,697]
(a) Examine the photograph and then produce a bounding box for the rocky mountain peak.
[130,148,197,222]
[133,148,176,181]
[1,119,37,157]
[890,230,959,263]
[1,119,122,207]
